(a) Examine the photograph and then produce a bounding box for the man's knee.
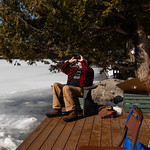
[53,82,61,89]
[53,82,59,86]
[62,85,70,93]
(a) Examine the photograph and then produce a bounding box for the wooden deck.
[17,111,150,150]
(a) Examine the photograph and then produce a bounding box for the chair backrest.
[124,106,143,150]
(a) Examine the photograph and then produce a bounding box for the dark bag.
[123,106,150,150]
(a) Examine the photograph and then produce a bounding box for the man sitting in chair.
[46,54,94,122]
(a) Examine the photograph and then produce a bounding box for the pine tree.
[0,0,150,82]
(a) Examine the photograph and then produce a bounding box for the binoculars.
[73,54,81,59]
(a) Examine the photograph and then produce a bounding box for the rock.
[92,79,124,105]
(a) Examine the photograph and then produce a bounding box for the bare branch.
[90,26,112,31]
[111,12,127,21]
[17,15,44,33]
[115,28,128,35]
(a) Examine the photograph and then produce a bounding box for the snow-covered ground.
[0,59,106,150]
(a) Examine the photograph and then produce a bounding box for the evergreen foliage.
[0,0,150,69]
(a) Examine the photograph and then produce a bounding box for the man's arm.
[78,55,92,72]
[81,60,91,72]
[61,57,77,75]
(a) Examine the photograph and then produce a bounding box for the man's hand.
[78,55,84,62]
[81,92,83,97]
[69,57,76,63]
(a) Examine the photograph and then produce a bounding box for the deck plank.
[40,118,66,150]
[64,118,85,150]
[144,117,150,147]
[16,117,52,150]
[138,119,150,146]
[27,117,61,150]
[51,120,76,150]
[100,118,112,146]
[89,115,102,146]
[145,118,150,128]
[118,116,126,134]
[111,117,122,147]
[77,116,95,149]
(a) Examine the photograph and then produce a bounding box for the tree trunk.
[134,23,150,81]
[134,21,150,91]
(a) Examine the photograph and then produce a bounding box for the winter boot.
[63,110,77,122]
[46,109,62,118]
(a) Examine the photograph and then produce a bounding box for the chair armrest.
[83,84,98,90]
[83,84,98,98]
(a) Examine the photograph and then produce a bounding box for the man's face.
[78,61,82,68]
